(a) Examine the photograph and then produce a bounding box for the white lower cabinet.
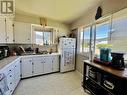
[21,58,33,78]
[33,57,44,76]
[43,57,52,74]
[14,60,21,86]
[0,58,21,95]
[21,55,60,78]
[52,55,59,72]
[6,69,15,95]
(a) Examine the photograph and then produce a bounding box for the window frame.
[31,24,54,45]
[78,16,112,59]
[35,30,52,45]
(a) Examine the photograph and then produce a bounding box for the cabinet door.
[33,57,44,76]
[14,21,31,44]
[0,18,6,43]
[14,59,21,87]
[52,55,59,72]
[43,57,52,74]
[6,69,15,95]
[21,58,33,78]
[6,18,14,43]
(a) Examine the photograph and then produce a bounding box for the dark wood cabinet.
[83,60,127,95]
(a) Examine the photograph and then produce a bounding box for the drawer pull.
[10,75,12,77]
[10,82,12,84]
[9,70,11,71]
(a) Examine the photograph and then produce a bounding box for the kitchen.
[1,0,127,95]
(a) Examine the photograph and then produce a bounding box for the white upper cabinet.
[6,18,14,43]
[0,18,14,43]
[0,18,6,43]
[14,21,32,44]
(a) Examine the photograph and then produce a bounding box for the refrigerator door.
[60,48,75,72]
[59,38,76,49]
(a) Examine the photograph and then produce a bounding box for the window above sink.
[31,24,59,46]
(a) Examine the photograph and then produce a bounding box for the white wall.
[111,8,127,52]
[71,0,127,29]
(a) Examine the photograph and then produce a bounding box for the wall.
[71,0,127,29]
[71,0,127,74]
[14,13,70,36]
[111,8,127,52]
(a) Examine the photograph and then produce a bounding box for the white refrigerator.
[58,38,76,72]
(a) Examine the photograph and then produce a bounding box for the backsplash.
[0,43,58,55]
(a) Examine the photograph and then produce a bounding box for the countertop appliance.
[0,46,10,60]
[111,52,125,69]
[58,38,76,72]
[100,48,111,62]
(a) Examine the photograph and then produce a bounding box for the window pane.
[95,22,110,55]
[35,31,43,45]
[35,30,51,45]
[80,29,83,52]
[83,27,90,52]
[43,32,51,45]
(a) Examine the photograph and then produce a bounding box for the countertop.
[0,53,60,70]
[21,53,60,58]
[0,56,20,70]
[84,60,127,80]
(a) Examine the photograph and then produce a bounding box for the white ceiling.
[15,0,102,23]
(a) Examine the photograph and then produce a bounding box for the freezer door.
[59,38,76,49]
[60,48,75,72]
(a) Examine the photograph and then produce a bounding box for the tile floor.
[13,71,89,95]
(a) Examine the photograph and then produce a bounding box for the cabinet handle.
[10,75,12,77]
[9,70,11,72]
[10,82,12,85]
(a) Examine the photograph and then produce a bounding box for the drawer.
[7,71,14,86]
[6,64,15,75]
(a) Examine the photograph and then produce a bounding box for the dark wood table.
[83,60,127,95]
